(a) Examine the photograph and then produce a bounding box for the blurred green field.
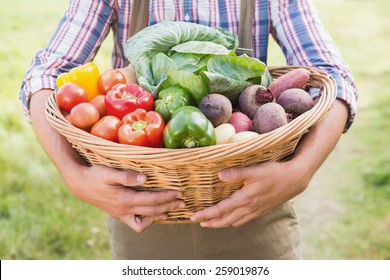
[1,0,389,259]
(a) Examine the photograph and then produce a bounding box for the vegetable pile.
[55,22,316,149]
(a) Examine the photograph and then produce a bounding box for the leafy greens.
[125,21,270,104]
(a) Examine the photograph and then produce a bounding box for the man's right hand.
[30,89,184,233]
[64,164,184,233]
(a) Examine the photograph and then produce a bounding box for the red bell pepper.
[118,108,165,148]
[105,83,154,119]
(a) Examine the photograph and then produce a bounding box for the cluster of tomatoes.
[56,68,165,147]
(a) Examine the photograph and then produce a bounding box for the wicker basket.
[45,66,337,223]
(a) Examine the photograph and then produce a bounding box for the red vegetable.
[229,111,253,132]
[118,108,165,147]
[97,69,126,94]
[277,88,314,119]
[91,115,122,142]
[239,85,273,119]
[105,83,154,119]
[69,102,100,131]
[252,103,287,134]
[267,68,311,99]
[56,82,88,112]
[89,94,107,117]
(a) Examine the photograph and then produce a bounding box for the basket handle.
[129,0,255,48]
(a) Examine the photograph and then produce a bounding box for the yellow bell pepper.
[56,62,100,100]
[56,72,70,87]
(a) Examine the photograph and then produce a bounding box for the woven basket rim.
[45,65,337,164]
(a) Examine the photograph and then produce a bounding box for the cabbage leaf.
[125,21,268,104]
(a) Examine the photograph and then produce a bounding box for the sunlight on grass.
[293,0,390,259]
[0,0,112,259]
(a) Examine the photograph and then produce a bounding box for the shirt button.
[184,13,190,21]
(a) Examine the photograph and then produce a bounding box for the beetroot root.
[229,111,253,132]
[277,88,314,119]
[238,85,274,119]
[267,68,311,99]
[199,93,233,127]
[252,103,288,134]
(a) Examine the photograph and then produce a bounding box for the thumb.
[218,167,245,183]
[107,168,147,187]
[219,161,279,183]
[218,165,261,183]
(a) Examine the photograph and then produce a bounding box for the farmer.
[20,0,357,259]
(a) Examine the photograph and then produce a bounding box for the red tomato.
[70,102,100,131]
[89,94,106,117]
[97,69,127,94]
[56,82,88,112]
[91,115,122,142]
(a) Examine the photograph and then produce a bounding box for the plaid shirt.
[20,0,358,130]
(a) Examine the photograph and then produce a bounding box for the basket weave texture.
[45,66,337,223]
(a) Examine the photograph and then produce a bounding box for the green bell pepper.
[154,87,195,122]
[163,106,216,148]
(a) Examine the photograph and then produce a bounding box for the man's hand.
[190,160,307,227]
[30,89,184,233]
[118,65,138,83]
[63,164,184,233]
[191,99,349,228]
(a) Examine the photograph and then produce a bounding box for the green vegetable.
[154,87,195,122]
[163,106,216,149]
[202,55,266,103]
[151,53,177,85]
[125,21,237,94]
[125,21,269,104]
[157,69,208,104]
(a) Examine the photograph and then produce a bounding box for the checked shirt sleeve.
[270,0,358,131]
[20,0,116,121]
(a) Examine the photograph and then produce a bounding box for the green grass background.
[1,0,389,259]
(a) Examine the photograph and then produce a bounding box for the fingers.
[218,162,276,184]
[111,188,184,221]
[107,168,147,187]
[200,210,258,228]
[125,189,182,207]
[190,167,247,225]
[89,166,185,230]
[118,65,138,84]
[129,198,185,217]
[190,188,249,223]
[96,166,182,206]
[116,196,184,233]
[120,214,154,233]
[218,165,257,183]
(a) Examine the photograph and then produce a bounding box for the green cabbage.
[125,21,269,104]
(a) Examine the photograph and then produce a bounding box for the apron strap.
[129,0,151,37]
[237,0,256,55]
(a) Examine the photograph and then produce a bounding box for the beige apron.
[108,201,302,260]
